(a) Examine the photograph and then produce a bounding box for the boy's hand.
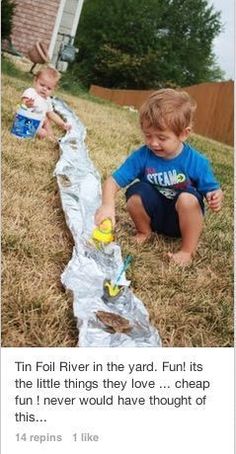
[206,189,223,212]
[95,204,115,226]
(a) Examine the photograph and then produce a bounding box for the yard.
[2,60,234,347]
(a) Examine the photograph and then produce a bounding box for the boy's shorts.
[126,181,204,238]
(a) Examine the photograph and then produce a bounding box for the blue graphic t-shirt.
[112,143,220,199]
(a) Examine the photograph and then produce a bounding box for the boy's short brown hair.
[139,88,197,136]
[35,66,61,84]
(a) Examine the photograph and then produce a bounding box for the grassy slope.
[2,65,234,347]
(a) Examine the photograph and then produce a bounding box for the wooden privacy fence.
[90,81,234,146]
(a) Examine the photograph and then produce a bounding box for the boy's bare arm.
[206,188,223,212]
[95,176,120,226]
[47,111,71,131]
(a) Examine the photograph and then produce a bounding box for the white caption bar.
[1,347,234,454]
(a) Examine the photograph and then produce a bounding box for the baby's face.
[34,74,57,99]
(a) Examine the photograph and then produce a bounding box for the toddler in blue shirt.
[95,89,223,266]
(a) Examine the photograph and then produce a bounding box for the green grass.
[1,55,32,81]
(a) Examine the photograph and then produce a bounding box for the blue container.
[11,107,43,139]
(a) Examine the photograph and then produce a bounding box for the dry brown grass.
[2,71,234,347]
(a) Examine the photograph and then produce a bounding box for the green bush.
[1,0,16,41]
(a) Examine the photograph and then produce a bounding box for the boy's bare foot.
[133,232,152,244]
[167,251,192,267]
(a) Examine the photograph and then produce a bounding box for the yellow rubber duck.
[91,218,114,246]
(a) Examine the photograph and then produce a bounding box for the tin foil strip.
[53,98,161,347]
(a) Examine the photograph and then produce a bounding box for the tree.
[73,0,224,89]
[1,0,16,41]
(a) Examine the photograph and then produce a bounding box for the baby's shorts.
[125,181,204,238]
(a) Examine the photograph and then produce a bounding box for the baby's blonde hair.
[35,66,61,84]
[139,88,197,136]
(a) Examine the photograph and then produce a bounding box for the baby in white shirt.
[22,66,71,140]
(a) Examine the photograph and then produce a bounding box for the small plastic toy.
[103,279,124,301]
[90,218,114,248]
[103,255,132,301]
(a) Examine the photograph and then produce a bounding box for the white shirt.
[22,87,53,119]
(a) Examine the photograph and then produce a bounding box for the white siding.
[51,0,84,69]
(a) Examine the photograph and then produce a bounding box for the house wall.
[51,0,78,66]
[60,0,78,33]
[11,0,61,56]
[51,0,84,69]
